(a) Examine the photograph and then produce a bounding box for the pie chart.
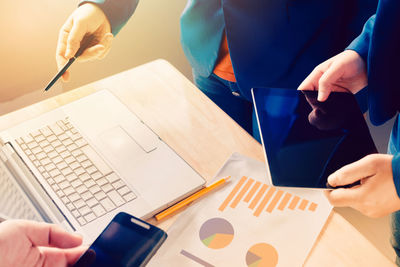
[199,217,234,249]
[246,243,278,267]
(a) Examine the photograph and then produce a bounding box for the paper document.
[149,153,332,267]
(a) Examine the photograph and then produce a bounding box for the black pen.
[44,34,96,92]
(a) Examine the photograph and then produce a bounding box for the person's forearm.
[392,153,400,198]
[79,0,139,35]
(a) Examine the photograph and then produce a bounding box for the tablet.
[252,88,377,189]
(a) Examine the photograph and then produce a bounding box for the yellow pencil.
[155,176,231,221]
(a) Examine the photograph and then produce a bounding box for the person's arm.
[56,0,139,81]
[346,14,376,63]
[79,0,139,36]
[0,220,85,266]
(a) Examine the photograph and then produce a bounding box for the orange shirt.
[213,34,236,82]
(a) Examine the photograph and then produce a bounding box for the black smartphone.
[73,212,167,267]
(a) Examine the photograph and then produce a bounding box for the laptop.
[252,87,377,189]
[0,89,205,242]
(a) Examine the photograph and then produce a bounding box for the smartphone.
[73,212,167,267]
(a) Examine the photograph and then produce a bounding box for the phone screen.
[73,213,167,267]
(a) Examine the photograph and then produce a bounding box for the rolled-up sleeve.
[79,0,139,35]
[346,14,376,62]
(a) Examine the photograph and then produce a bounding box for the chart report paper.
[149,153,332,267]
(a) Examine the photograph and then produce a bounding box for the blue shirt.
[347,0,400,197]
[81,0,376,100]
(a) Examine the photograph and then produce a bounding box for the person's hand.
[298,50,368,101]
[325,154,400,218]
[56,3,114,82]
[0,220,85,267]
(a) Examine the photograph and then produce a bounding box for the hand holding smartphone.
[73,212,167,267]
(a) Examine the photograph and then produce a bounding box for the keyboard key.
[67,203,75,211]
[92,172,102,180]
[49,124,63,135]
[22,135,34,143]
[66,173,78,182]
[75,167,85,176]
[84,212,96,223]
[43,145,53,153]
[101,183,113,193]
[62,196,70,204]
[94,191,106,201]
[57,121,68,131]
[123,192,137,202]
[62,138,73,147]
[68,193,80,203]
[61,167,73,176]
[39,140,50,148]
[88,185,101,194]
[81,191,93,201]
[117,186,131,196]
[56,190,65,198]
[79,173,91,182]
[51,140,62,148]
[86,197,98,208]
[37,166,45,173]
[67,143,78,152]
[56,162,68,170]
[55,145,67,154]
[20,143,28,150]
[81,160,91,169]
[84,179,95,188]
[112,180,125,190]
[59,181,70,190]
[65,156,75,164]
[76,138,88,147]
[40,158,51,166]
[92,204,106,217]
[71,209,80,218]
[77,217,86,226]
[49,168,61,177]
[70,162,80,170]
[108,190,125,207]
[63,187,75,196]
[96,178,108,187]
[71,150,82,157]
[60,150,71,158]
[78,205,91,216]
[40,127,53,137]
[54,175,65,183]
[31,130,41,137]
[71,179,82,188]
[71,133,82,141]
[76,185,87,194]
[34,135,45,143]
[58,133,68,141]
[47,135,57,142]
[33,160,40,167]
[100,198,116,212]
[36,152,46,161]
[81,145,112,175]
[86,166,97,175]
[106,173,119,184]
[28,142,39,150]
[48,151,58,159]
[73,199,86,209]
[45,163,56,172]
[46,177,54,184]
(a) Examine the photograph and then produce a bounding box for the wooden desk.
[0,60,393,266]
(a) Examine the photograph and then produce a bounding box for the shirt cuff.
[346,14,376,63]
[79,0,138,35]
[392,153,400,198]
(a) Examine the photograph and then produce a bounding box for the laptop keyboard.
[0,159,41,221]
[16,118,137,226]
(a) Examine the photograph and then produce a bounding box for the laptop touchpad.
[99,126,147,165]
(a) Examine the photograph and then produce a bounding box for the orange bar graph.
[309,202,318,212]
[219,176,318,216]
[254,187,276,217]
[277,192,292,211]
[244,181,261,203]
[230,178,254,208]
[266,190,284,213]
[288,196,300,210]
[298,199,309,211]
[219,176,247,211]
[249,184,268,210]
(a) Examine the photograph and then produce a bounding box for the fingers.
[39,246,86,267]
[297,63,326,92]
[56,17,73,82]
[65,18,87,59]
[17,221,82,248]
[317,61,345,101]
[324,187,361,207]
[77,33,113,62]
[327,155,376,187]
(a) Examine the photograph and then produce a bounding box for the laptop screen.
[252,88,377,188]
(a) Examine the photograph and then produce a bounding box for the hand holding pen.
[53,3,113,86]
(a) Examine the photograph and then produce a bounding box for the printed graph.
[199,218,234,249]
[219,176,318,217]
[246,243,278,267]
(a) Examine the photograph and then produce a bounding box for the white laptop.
[0,89,205,242]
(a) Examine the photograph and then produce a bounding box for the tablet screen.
[252,88,377,188]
